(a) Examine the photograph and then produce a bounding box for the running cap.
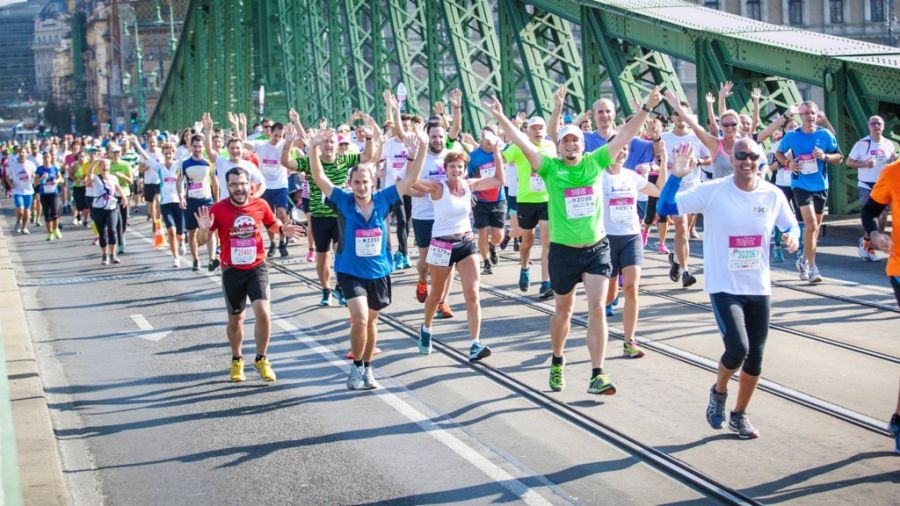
[336,124,351,133]
[526,117,546,128]
[557,124,584,143]
[336,134,350,144]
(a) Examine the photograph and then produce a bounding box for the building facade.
[32,1,71,102]
[0,0,45,111]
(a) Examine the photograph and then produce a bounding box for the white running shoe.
[808,265,823,284]
[173,255,181,268]
[795,257,808,281]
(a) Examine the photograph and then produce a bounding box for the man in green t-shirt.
[503,117,557,299]
[281,115,377,306]
[486,85,661,398]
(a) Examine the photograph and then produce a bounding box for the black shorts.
[412,218,434,249]
[185,198,213,231]
[144,183,160,202]
[643,174,660,225]
[161,202,185,235]
[792,187,827,215]
[473,201,506,229]
[73,186,88,211]
[548,238,613,295]
[506,194,517,214]
[428,236,478,267]
[337,272,392,311]
[222,263,270,315]
[516,202,548,230]
[301,197,310,214]
[608,234,643,277]
[40,194,59,222]
[311,216,341,253]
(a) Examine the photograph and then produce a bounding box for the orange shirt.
[870,160,900,276]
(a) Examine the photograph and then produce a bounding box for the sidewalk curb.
[0,214,68,505]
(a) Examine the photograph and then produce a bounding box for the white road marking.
[128,314,171,342]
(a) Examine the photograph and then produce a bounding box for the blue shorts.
[161,202,185,235]
[185,198,213,231]
[263,188,290,211]
[13,194,33,209]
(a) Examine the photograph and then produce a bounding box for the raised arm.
[757,104,798,143]
[448,89,463,141]
[359,114,379,164]
[750,88,761,134]
[663,89,718,155]
[717,81,732,118]
[201,113,218,164]
[280,124,300,171]
[307,129,336,199]
[395,126,428,197]
[704,92,719,138]
[483,95,543,170]
[607,86,662,160]
[549,84,566,143]
[385,90,406,141]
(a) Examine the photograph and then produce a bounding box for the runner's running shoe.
[549,362,565,392]
[538,280,553,299]
[436,302,454,319]
[706,385,727,429]
[729,410,760,439]
[668,252,679,282]
[519,266,531,292]
[808,265,823,284]
[347,364,365,390]
[587,373,616,395]
[415,280,428,303]
[489,244,498,265]
[469,341,491,362]
[605,304,614,317]
[795,256,809,281]
[306,249,315,262]
[889,413,900,454]
[482,260,493,275]
[623,340,645,358]
[334,286,347,306]
[681,270,697,288]
[362,367,380,390]
[254,357,277,382]
[858,237,879,262]
[418,325,433,355]
[320,289,333,306]
[230,357,246,382]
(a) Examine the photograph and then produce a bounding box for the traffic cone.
[152,220,166,248]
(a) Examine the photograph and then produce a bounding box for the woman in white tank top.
[412,146,505,362]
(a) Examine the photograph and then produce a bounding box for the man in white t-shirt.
[5,144,37,234]
[244,120,290,258]
[847,115,896,261]
[658,138,799,440]
[659,102,711,288]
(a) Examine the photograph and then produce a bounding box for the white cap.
[556,124,584,143]
[526,117,546,128]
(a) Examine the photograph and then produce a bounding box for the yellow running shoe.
[229,358,246,382]
[254,357,277,382]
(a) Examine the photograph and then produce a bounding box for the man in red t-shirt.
[196,167,304,383]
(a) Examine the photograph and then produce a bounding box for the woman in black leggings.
[87,159,126,265]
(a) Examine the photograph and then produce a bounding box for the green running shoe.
[587,373,616,395]
[549,362,565,392]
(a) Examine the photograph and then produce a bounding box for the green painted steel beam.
[194,2,208,124]
[385,0,430,118]
[502,0,584,119]
[440,0,502,132]
[210,0,226,124]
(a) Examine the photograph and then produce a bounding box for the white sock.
[422,325,432,334]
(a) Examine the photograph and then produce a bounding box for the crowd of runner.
[1,82,897,450]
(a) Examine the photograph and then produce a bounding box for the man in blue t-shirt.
[775,100,842,284]
[467,125,507,275]
[302,125,427,391]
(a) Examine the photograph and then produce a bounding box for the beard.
[229,190,248,205]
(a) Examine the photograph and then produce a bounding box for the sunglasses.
[869,121,883,126]
[721,122,738,128]
[734,151,760,161]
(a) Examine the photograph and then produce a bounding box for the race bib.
[18,172,29,181]
[564,187,595,219]
[426,239,452,267]
[230,238,257,265]
[529,174,545,192]
[608,196,635,225]
[478,162,495,178]
[261,158,280,175]
[797,154,819,175]
[391,152,407,170]
[427,160,445,181]
[163,176,177,183]
[355,228,382,257]
[42,181,57,193]
[187,182,205,199]
[728,235,763,271]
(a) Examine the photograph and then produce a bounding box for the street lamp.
[168,0,177,58]
[133,19,145,129]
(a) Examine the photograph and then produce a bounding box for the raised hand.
[202,112,213,131]
[448,88,462,109]
[194,206,214,230]
[663,89,680,108]
[288,108,300,124]
[785,104,800,117]
[553,84,567,109]
[719,81,734,98]
[671,143,696,178]
[308,128,334,148]
[751,88,761,102]
[433,100,445,117]
[482,95,505,119]
[645,86,662,109]
[705,92,715,104]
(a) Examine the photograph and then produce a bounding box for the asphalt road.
[5,203,899,505]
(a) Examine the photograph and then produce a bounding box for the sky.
[0,0,26,7]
